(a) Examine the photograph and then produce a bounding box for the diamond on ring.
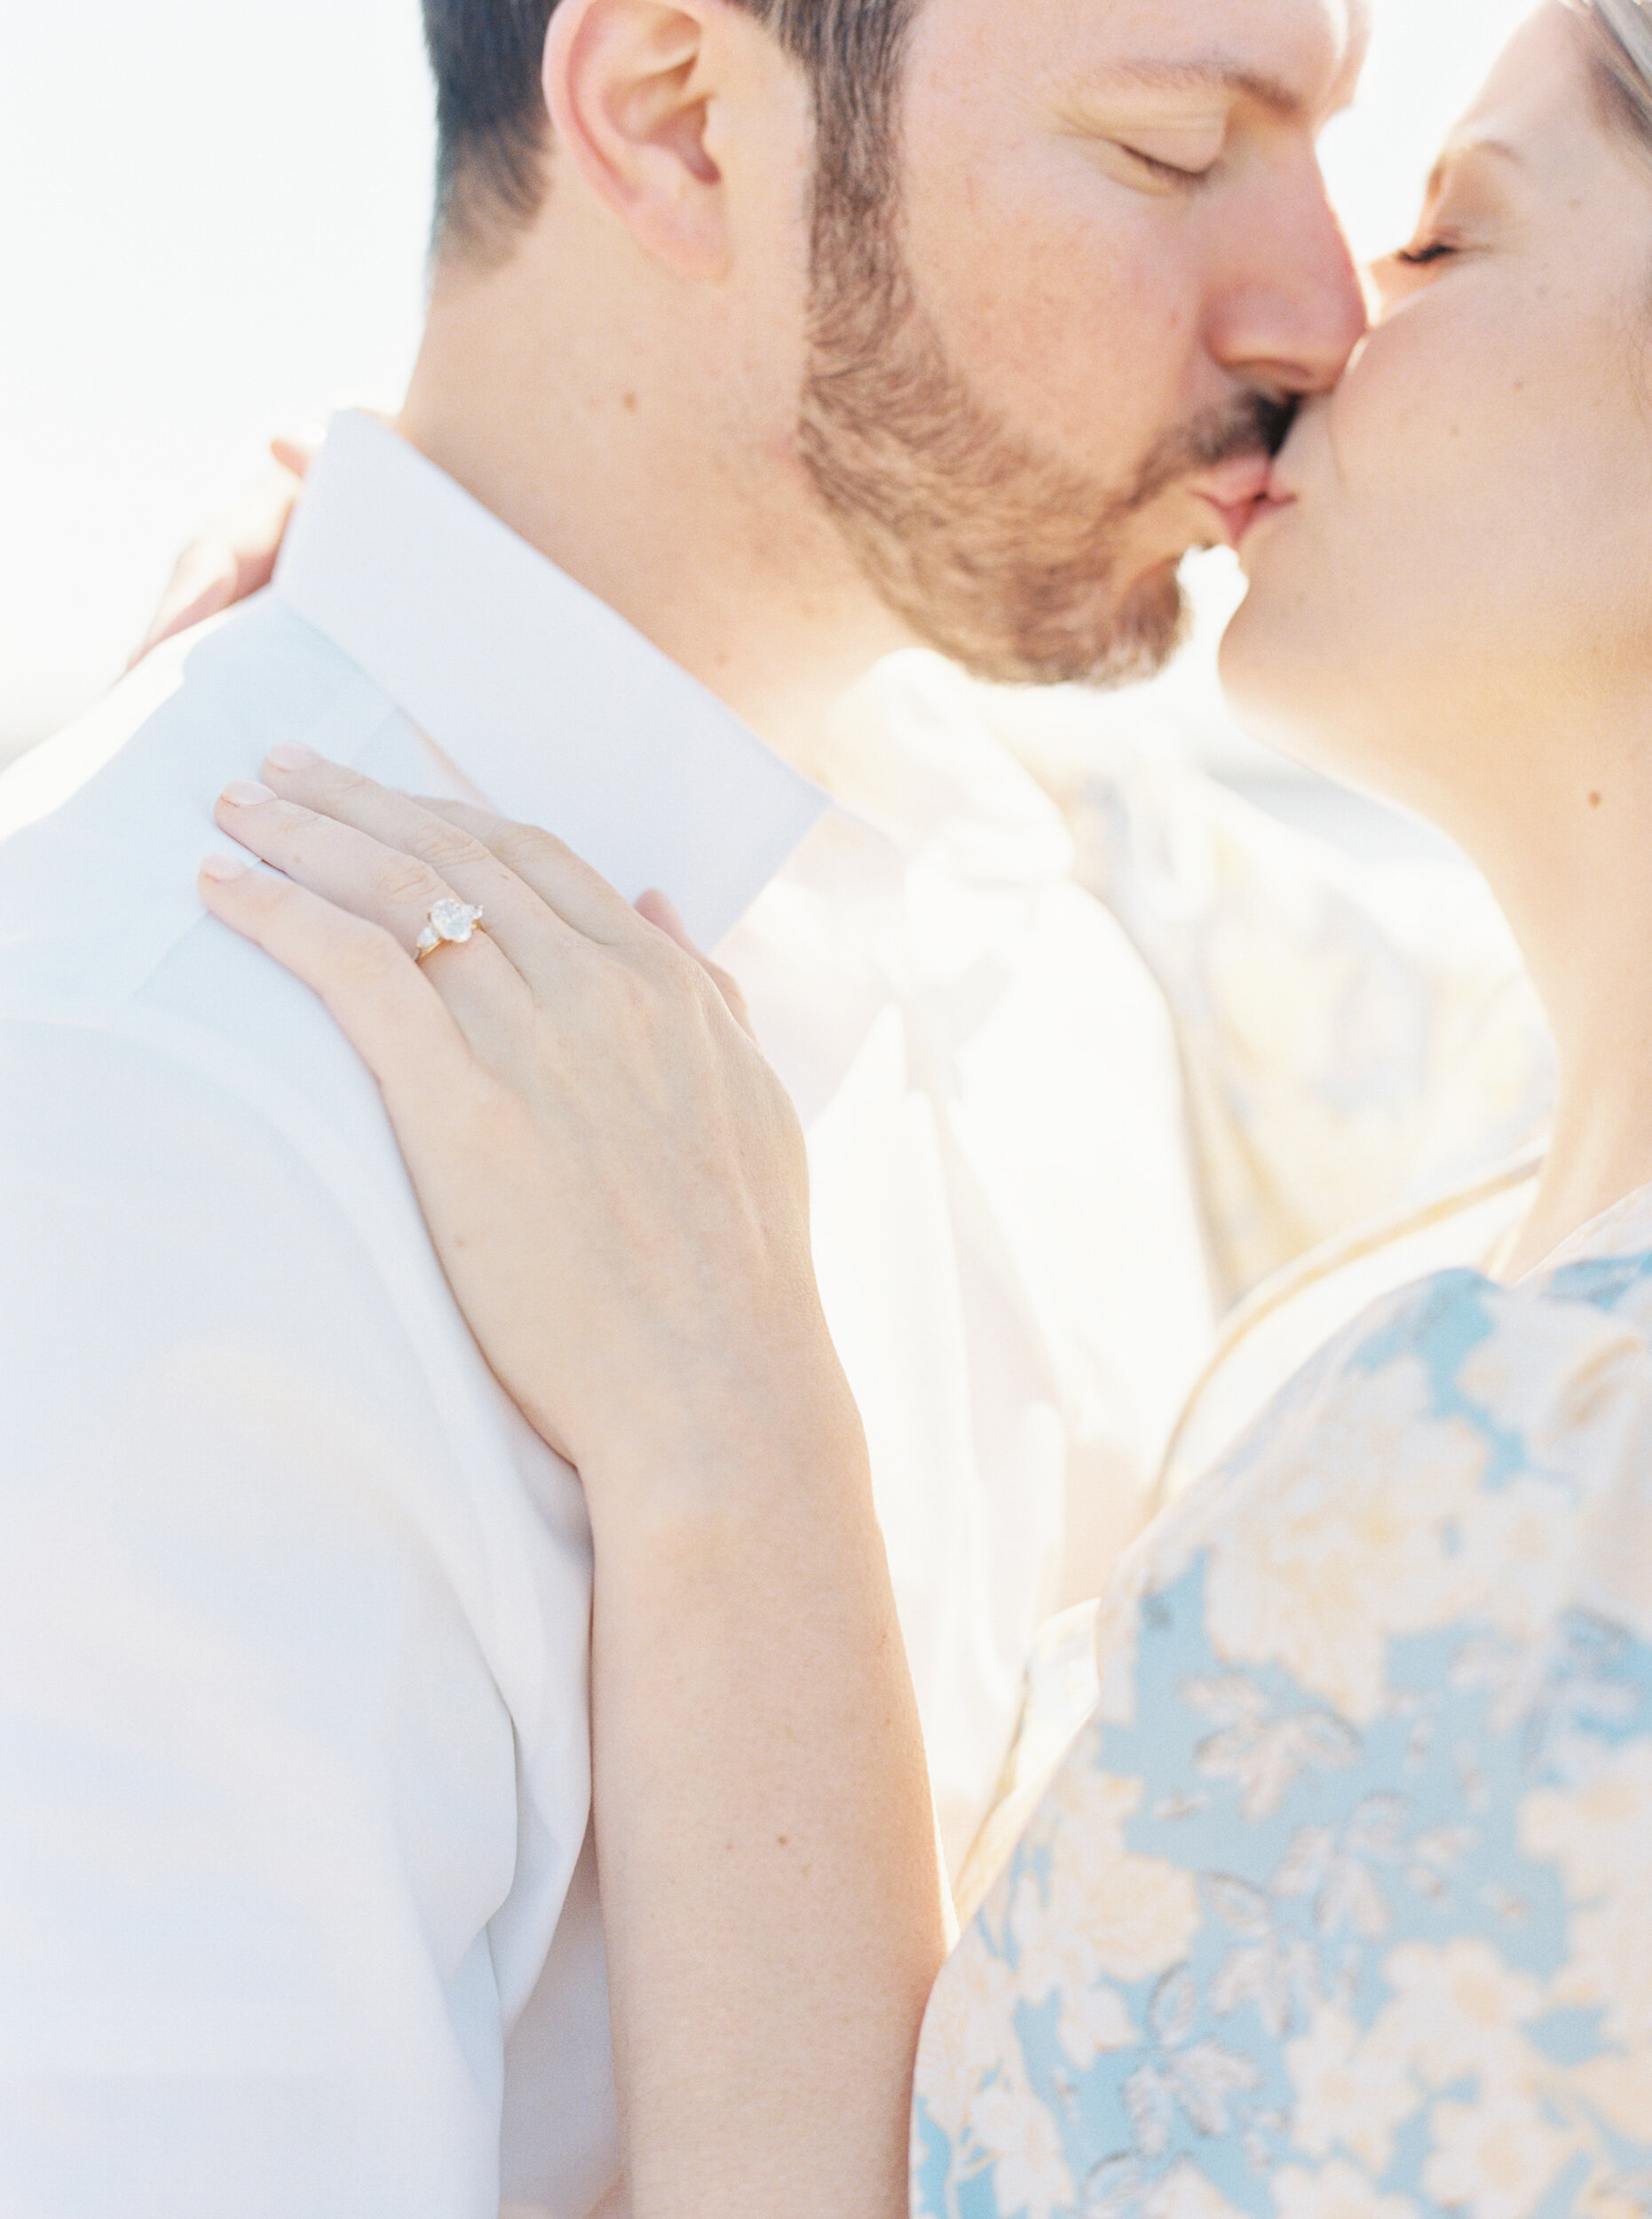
[415,896,486,962]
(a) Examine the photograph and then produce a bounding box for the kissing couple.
[4,0,1650,2213]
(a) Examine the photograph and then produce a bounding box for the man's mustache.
[1132,391,1300,510]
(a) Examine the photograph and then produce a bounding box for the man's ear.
[544,0,742,280]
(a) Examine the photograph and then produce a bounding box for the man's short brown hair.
[423,0,921,259]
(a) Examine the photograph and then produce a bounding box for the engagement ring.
[415,896,486,962]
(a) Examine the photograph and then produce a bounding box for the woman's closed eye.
[1381,148,1514,280]
[1393,236,1459,267]
[1373,225,1475,295]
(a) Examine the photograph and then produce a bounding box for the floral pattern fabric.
[913,1188,1652,2218]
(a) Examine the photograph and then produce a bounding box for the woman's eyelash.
[1395,239,1456,267]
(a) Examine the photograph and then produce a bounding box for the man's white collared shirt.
[0,415,1214,2217]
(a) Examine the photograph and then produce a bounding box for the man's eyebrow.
[1080,59,1305,116]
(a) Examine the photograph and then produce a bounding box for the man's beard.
[798,196,1295,690]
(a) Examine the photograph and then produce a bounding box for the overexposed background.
[1,0,1534,761]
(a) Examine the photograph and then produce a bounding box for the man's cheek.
[952,265,1162,452]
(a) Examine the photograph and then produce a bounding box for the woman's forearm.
[189,761,945,2207]
[589,1414,947,2219]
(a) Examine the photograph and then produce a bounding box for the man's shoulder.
[0,592,393,1011]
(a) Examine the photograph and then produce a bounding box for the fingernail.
[200,852,250,883]
[221,779,276,807]
[265,740,320,772]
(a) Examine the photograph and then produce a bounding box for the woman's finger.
[415,797,660,952]
[129,459,304,668]
[254,748,579,982]
[250,748,665,958]
[268,429,320,478]
[212,781,535,1052]
[195,854,478,1103]
[635,889,755,1042]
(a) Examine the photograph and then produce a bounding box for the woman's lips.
[1191,458,1296,549]
[1230,491,1298,548]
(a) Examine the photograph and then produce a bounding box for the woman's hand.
[199,747,944,2219]
[130,435,313,667]
[199,746,855,1517]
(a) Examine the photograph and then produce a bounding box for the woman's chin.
[1215,595,1316,750]
[1215,608,1369,789]
[1218,614,1453,827]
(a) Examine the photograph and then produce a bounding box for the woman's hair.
[1580,0,1652,149]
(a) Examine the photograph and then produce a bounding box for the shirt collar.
[271,411,828,951]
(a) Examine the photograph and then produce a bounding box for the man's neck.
[396,249,909,780]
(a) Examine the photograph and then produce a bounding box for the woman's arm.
[197,754,947,2219]
[594,1414,941,2219]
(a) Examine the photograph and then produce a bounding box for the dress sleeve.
[0,1020,526,2219]
[912,1260,1652,2217]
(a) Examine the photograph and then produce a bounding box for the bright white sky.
[0,0,1535,751]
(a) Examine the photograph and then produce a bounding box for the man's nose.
[1208,167,1369,399]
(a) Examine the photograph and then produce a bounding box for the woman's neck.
[1470,710,1652,1278]
[1506,1076,1652,1276]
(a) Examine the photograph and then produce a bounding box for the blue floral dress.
[913,1185,1652,2217]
